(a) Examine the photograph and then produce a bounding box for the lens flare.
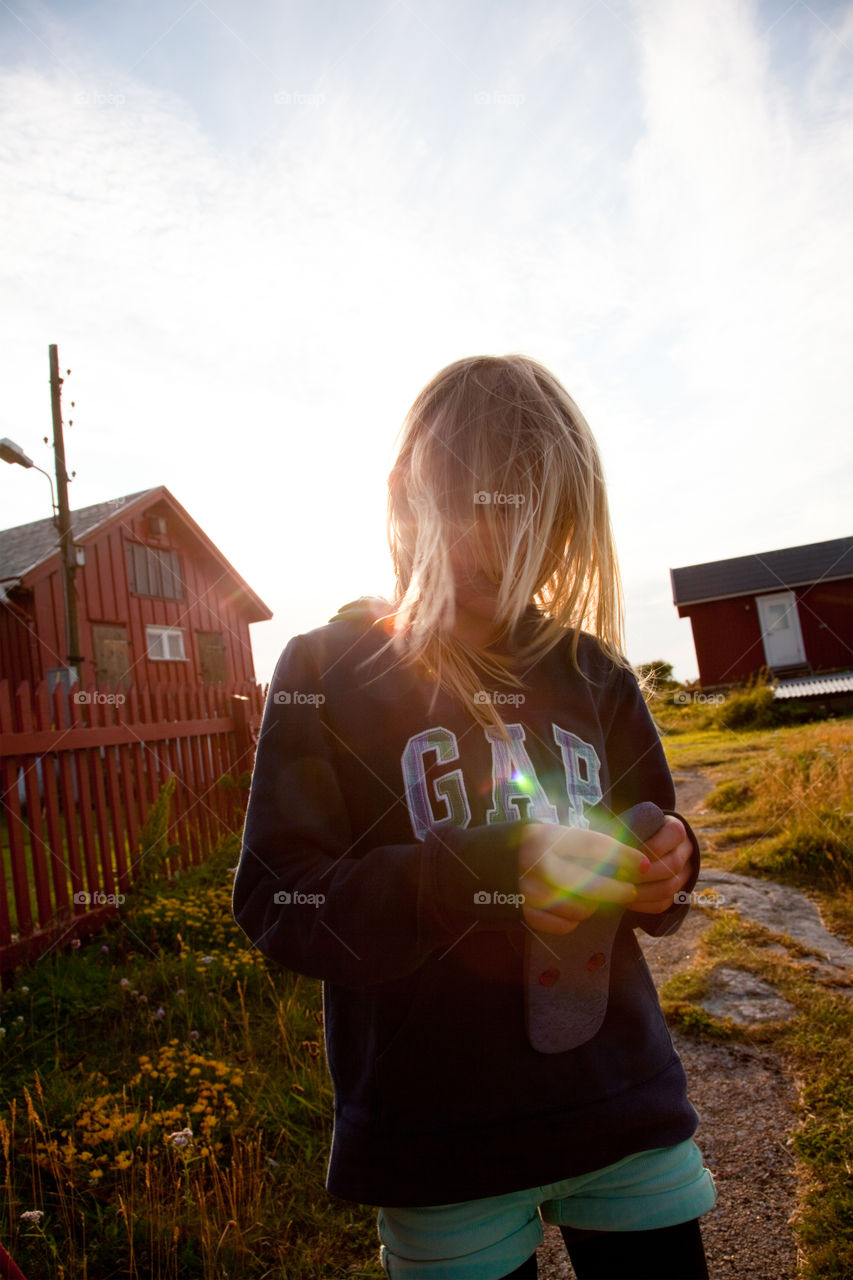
[512,769,536,795]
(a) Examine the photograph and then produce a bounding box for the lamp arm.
[31,463,59,523]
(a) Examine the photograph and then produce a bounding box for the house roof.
[670,536,853,607]
[0,486,272,621]
[0,490,156,585]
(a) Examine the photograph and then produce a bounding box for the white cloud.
[1,0,851,684]
[619,0,853,507]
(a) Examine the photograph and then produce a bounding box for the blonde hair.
[382,354,627,736]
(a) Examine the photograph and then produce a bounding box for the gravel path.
[534,768,853,1279]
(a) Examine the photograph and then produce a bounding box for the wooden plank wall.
[0,677,264,978]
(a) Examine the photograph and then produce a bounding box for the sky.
[1,0,851,683]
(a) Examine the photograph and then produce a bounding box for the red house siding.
[0,595,40,686]
[31,569,66,672]
[679,595,766,687]
[679,578,853,687]
[0,491,270,690]
[797,579,853,670]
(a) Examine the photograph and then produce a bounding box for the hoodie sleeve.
[600,663,701,938]
[232,633,527,989]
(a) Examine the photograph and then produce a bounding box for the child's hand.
[628,816,694,914]
[518,825,649,936]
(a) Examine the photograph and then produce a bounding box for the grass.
[659,711,853,940]
[653,702,853,1279]
[0,836,382,1279]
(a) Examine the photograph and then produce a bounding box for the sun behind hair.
[383,354,628,736]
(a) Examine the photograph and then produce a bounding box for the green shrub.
[135,776,182,884]
[715,685,779,730]
[636,659,675,689]
[760,826,853,888]
[705,779,753,811]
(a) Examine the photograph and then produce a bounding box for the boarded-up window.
[197,632,227,684]
[92,624,132,689]
[126,542,184,600]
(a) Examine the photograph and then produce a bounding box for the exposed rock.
[701,966,796,1025]
[697,867,853,973]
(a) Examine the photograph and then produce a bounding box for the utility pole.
[49,344,83,682]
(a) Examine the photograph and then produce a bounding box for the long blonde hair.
[382,354,627,736]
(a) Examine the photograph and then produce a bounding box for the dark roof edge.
[673,571,853,608]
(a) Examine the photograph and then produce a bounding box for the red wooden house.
[0,486,272,691]
[670,535,853,690]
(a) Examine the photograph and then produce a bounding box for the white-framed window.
[146,625,187,661]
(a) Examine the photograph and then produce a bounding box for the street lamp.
[1,429,82,684]
[1,436,59,517]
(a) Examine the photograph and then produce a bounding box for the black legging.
[499,1217,709,1280]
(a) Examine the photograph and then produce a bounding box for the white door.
[756,591,806,668]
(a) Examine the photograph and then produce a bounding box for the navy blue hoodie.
[232,601,701,1207]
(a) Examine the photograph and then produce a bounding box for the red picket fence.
[0,677,265,979]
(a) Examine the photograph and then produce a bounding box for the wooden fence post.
[230,694,254,776]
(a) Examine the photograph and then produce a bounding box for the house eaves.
[671,536,853,608]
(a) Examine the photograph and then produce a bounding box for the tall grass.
[0,840,382,1279]
[703,720,853,887]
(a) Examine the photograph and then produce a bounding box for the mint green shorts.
[378,1139,717,1279]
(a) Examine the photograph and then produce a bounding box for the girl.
[233,355,716,1280]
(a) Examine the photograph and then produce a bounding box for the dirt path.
[637,915,800,1280]
[535,770,809,1279]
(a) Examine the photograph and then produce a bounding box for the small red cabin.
[0,486,272,691]
[671,536,853,689]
